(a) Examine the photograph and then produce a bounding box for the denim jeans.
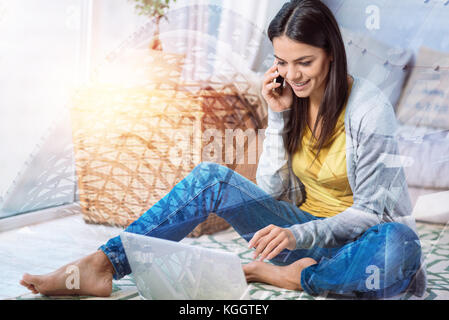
[99,162,422,299]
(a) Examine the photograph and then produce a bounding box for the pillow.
[411,189,449,225]
[396,46,449,130]
[340,27,413,110]
[397,125,449,189]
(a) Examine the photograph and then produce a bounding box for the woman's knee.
[380,222,422,270]
[192,162,235,181]
[379,222,419,243]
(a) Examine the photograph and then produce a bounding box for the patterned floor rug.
[11,222,449,300]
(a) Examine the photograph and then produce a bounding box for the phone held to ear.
[273,74,284,95]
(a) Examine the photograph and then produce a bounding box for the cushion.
[396,46,449,129]
[340,27,413,110]
[411,189,449,224]
[397,125,449,189]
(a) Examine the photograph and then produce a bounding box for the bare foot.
[19,250,115,297]
[243,257,317,291]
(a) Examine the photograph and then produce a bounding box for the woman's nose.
[285,67,300,81]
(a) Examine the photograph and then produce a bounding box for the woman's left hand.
[248,225,297,261]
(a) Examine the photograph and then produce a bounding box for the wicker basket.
[71,87,194,225]
[70,84,261,236]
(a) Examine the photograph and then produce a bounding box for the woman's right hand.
[261,63,294,113]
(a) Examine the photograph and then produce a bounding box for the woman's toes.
[20,275,40,294]
[21,273,39,288]
[242,261,263,282]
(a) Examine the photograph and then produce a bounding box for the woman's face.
[272,35,333,100]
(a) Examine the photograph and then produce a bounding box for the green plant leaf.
[129,0,175,19]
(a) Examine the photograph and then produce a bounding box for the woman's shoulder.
[348,76,392,111]
[345,75,397,134]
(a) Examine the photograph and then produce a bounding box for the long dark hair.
[267,0,349,159]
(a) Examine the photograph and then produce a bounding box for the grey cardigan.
[255,76,426,297]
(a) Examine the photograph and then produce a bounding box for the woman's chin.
[292,89,311,98]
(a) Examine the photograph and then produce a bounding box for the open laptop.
[120,231,250,300]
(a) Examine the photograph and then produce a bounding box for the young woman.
[20,0,425,299]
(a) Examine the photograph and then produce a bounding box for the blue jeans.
[99,162,422,299]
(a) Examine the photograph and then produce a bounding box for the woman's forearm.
[256,107,292,199]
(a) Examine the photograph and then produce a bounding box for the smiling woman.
[255,0,425,298]
[266,0,349,159]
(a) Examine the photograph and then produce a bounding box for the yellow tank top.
[291,85,354,218]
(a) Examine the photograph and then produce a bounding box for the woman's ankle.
[92,250,115,276]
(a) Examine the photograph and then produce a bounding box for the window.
[0,0,92,218]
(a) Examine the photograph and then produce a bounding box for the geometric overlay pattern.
[12,222,449,300]
[0,109,77,218]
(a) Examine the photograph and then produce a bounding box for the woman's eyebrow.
[274,54,314,62]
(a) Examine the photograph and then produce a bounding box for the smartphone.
[273,74,284,95]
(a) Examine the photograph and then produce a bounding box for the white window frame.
[0,0,93,231]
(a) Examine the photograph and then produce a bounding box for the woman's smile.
[289,79,311,91]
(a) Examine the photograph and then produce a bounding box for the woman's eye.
[276,61,311,67]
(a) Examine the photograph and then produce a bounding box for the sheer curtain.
[214,0,282,73]
[89,0,285,80]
